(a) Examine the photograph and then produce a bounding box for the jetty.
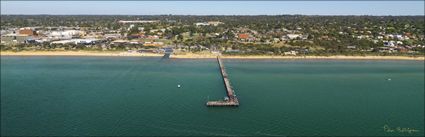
[206,56,239,107]
[162,48,173,59]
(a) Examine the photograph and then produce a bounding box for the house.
[111,39,130,45]
[127,34,141,39]
[396,47,409,53]
[284,50,297,55]
[0,30,7,35]
[238,33,249,39]
[395,35,403,40]
[138,49,158,53]
[286,34,302,40]
[347,45,357,49]
[143,41,164,46]
[385,34,394,39]
[147,35,159,39]
[129,40,141,45]
[383,41,395,47]
[225,49,240,53]
[379,47,396,53]
[104,34,122,39]
[320,35,330,40]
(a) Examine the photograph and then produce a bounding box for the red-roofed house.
[238,33,249,39]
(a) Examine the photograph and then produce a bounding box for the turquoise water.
[1,56,424,136]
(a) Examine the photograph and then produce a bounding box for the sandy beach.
[1,51,424,60]
[0,51,163,57]
[171,53,424,60]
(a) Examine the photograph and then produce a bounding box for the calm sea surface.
[1,56,424,136]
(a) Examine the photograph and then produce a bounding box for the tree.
[128,24,140,35]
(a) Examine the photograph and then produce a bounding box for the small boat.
[387,78,392,81]
[177,84,181,88]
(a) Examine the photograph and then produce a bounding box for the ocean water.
[1,56,424,136]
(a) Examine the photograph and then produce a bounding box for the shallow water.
[1,56,424,136]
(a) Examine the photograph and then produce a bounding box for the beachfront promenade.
[206,56,239,107]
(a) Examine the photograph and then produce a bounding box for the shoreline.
[1,51,424,60]
[0,51,163,57]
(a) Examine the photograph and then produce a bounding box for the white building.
[284,50,298,55]
[48,30,85,40]
[195,22,209,26]
[194,21,224,26]
[383,41,395,47]
[286,34,302,40]
[104,34,122,39]
[50,38,100,45]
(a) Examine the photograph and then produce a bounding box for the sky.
[1,1,424,16]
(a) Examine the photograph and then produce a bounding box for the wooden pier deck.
[206,56,239,107]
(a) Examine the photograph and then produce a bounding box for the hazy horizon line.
[2,14,424,16]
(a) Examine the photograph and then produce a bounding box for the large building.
[18,28,37,36]
[1,34,33,44]
[48,30,85,40]
[195,21,224,26]
[207,21,224,26]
